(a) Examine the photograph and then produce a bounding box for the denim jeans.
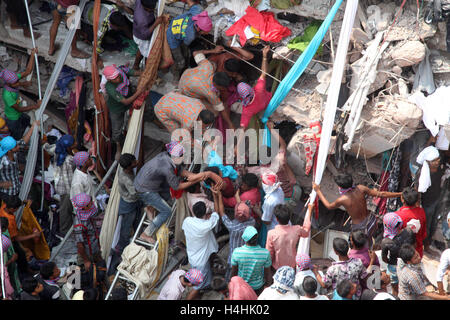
[116,198,142,252]
[138,191,172,236]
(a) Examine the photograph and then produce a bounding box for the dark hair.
[199,110,215,125]
[119,153,136,169]
[224,59,240,72]
[193,201,206,218]
[186,182,201,194]
[273,204,291,225]
[109,12,128,26]
[183,276,191,284]
[336,279,353,298]
[302,276,318,296]
[247,234,259,246]
[83,288,99,301]
[399,244,416,263]
[333,238,349,257]
[110,287,128,300]
[242,173,258,189]
[204,166,221,186]
[40,261,57,280]
[141,0,157,9]
[350,230,367,249]
[360,289,377,300]
[0,217,8,230]
[21,277,39,294]
[334,173,353,189]
[213,72,230,88]
[211,276,228,291]
[4,195,22,209]
[402,187,419,206]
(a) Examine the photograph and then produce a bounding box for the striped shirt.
[231,245,272,290]
[221,215,255,265]
[54,155,75,196]
[1,233,11,251]
[154,91,204,133]
[0,141,25,196]
[398,263,427,300]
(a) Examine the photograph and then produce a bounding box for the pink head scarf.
[192,11,212,32]
[228,276,258,300]
[102,65,120,80]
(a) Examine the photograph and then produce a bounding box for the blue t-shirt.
[166,4,202,49]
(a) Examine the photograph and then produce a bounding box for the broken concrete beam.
[271,0,346,21]
[384,19,436,42]
[390,40,426,67]
[347,95,422,158]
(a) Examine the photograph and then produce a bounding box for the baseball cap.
[242,226,258,242]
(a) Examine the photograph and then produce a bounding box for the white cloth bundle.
[416,146,440,193]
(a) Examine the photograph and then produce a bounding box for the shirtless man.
[313,173,402,247]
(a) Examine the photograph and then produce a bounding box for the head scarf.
[383,212,403,239]
[237,82,254,106]
[416,146,440,193]
[0,136,17,158]
[261,171,281,197]
[72,193,97,221]
[271,266,295,294]
[296,253,312,271]
[184,268,204,286]
[100,65,130,96]
[55,135,75,166]
[406,219,421,234]
[234,202,250,222]
[0,69,19,93]
[192,11,212,32]
[166,141,184,157]
[73,151,90,168]
[228,276,258,300]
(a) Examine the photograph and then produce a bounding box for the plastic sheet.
[225,6,291,46]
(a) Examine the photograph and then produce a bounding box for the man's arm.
[5,253,18,267]
[116,0,134,15]
[19,48,37,79]
[422,291,450,300]
[193,46,225,58]
[312,182,343,210]
[22,120,40,145]
[11,100,41,113]
[360,185,402,199]
[77,242,91,271]
[120,86,145,106]
[312,265,327,288]
[259,45,270,80]
[14,230,42,242]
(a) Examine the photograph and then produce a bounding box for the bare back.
[336,185,369,225]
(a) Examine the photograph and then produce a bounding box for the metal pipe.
[94,160,118,196]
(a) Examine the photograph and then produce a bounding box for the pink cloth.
[192,11,212,32]
[103,65,119,80]
[228,276,258,300]
[223,188,261,209]
[240,78,272,129]
[348,248,380,269]
[266,224,310,270]
[1,266,15,300]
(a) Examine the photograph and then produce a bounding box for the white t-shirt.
[182,213,219,267]
[300,295,329,300]
[437,249,450,282]
[70,169,97,206]
[257,287,300,300]
[262,188,285,231]
[157,270,186,300]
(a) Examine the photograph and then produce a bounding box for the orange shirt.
[0,203,18,239]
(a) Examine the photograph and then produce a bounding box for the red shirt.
[240,78,272,129]
[396,206,427,257]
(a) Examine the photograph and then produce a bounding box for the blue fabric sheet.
[261,0,344,147]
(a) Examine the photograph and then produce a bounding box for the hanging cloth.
[261,0,344,148]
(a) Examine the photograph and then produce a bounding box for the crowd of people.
[0,0,449,301]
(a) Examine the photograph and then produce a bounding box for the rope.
[380,0,408,48]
